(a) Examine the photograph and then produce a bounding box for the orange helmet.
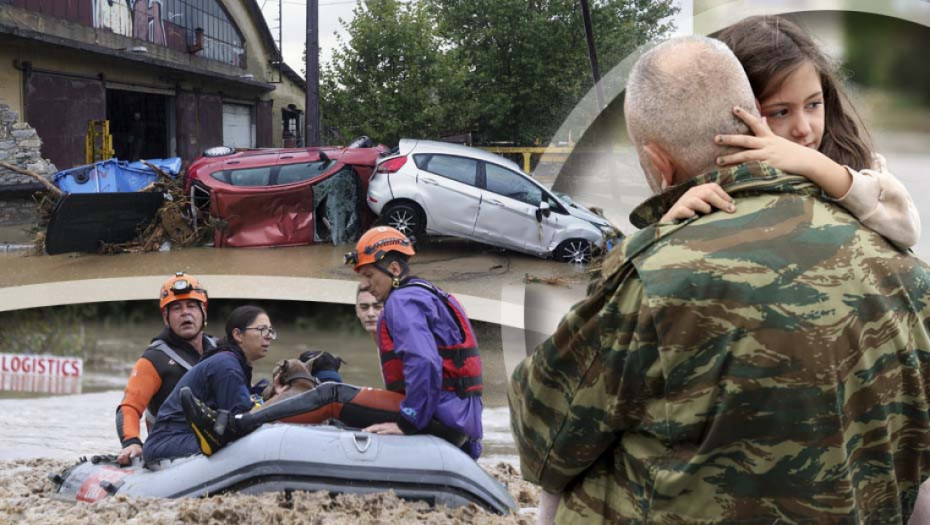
[159,272,208,311]
[344,226,415,272]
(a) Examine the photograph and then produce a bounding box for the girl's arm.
[660,183,736,223]
[832,154,921,249]
[716,107,920,248]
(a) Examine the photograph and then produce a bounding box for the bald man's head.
[625,36,757,189]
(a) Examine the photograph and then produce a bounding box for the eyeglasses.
[243,326,277,339]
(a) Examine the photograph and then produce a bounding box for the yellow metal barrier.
[478,146,574,173]
[85,120,115,164]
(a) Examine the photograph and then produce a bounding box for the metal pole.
[306,0,321,146]
[579,0,605,110]
[278,0,283,82]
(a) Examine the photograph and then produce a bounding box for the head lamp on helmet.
[348,226,415,273]
[159,272,209,312]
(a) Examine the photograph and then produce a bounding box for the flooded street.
[0,296,539,524]
[0,314,518,466]
[0,236,589,313]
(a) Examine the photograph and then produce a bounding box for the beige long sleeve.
[833,154,921,249]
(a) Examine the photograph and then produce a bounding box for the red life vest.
[378,280,483,398]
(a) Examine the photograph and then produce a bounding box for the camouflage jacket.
[508,162,930,524]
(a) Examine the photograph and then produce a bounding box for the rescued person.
[179,226,484,459]
[355,283,383,344]
[509,35,930,523]
[662,16,919,249]
[142,305,272,463]
[115,272,216,465]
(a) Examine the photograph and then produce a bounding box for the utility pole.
[305,0,321,146]
[579,0,605,110]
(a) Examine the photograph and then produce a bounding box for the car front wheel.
[381,202,426,238]
[554,238,592,263]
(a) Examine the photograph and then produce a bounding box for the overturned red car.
[185,139,389,248]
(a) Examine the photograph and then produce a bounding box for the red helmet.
[345,226,415,273]
[159,272,208,312]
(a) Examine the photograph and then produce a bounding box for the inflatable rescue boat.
[49,423,516,515]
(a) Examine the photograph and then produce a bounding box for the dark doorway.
[282,106,303,148]
[106,89,170,161]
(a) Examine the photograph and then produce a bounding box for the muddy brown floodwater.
[0,458,540,524]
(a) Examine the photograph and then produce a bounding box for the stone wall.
[0,104,57,225]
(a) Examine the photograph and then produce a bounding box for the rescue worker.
[115,272,216,465]
[179,226,484,459]
[508,36,930,522]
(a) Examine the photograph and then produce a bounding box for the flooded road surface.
[0,317,518,467]
[0,237,586,298]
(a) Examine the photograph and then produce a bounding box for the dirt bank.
[0,458,539,524]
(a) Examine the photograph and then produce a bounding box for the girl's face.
[234,313,274,364]
[758,61,825,151]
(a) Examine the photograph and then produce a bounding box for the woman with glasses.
[143,305,274,464]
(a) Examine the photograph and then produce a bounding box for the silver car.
[367,139,614,262]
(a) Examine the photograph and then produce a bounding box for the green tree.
[424,0,678,144]
[320,0,677,146]
[320,0,473,145]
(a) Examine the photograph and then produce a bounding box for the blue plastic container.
[53,158,181,194]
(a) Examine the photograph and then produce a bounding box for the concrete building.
[0,0,307,173]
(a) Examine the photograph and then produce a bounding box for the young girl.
[662,15,920,249]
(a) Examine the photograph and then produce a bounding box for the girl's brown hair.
[716,15,873,170]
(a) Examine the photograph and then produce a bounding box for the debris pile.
[6,160,214,255]
[98,161,215,254]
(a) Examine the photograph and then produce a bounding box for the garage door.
[26,72,106,170]
[222,103,254,148]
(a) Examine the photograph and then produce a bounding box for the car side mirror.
[536,201,551,222]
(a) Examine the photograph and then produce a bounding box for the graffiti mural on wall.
[94,0,133,38]
[12,0,245,67]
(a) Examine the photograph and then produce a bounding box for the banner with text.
[0,354,83,394]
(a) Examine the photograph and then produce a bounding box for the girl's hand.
[715,106,852,199]
[661,183,735,223]
[714,106,817,174]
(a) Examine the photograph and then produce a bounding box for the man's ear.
[162,308,169,327]
[388,261,404,278]
[643,143,676,188]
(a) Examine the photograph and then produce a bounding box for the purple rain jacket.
[379,277,484,459]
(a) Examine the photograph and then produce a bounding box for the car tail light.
[376,156,407,174]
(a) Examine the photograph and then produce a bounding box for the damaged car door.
[474,162,553,254]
